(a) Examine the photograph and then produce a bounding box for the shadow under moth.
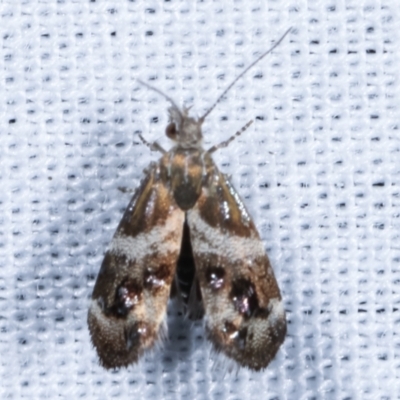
[88,28,291,371]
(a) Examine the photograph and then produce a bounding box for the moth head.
[137,80,205,149]
[166,105,204,148]
[138,27,292,150]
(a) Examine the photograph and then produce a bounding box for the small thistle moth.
[88,28,291,371]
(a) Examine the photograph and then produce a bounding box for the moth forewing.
[88,164,185,369]
[187,160,286,371]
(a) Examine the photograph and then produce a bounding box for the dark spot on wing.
[109,278,142,317]
[230,278,259,318]
[205,265,225,290]
[124,321,148,350]
[253,307,270,319]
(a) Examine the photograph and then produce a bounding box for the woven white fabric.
[0,1,399,399]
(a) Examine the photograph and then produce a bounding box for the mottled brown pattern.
[195,155,256,237]
[88,306,160,369]
[89,149,286,370]
[91,252,125,301]
[119,163,177,237]
[89,37,290,369]
[89,150,286,370]
[187,165,286,371]
[205,265,225,290]
[205,301,286,370]
[109,278,143,318]
[88,166,185,369]
[144,263,173,291]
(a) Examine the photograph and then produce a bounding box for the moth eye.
[205,266,225,290]
[166,122,177,139]
[144,264,171,290]
[230,278,259,317]
[111,279,142,317]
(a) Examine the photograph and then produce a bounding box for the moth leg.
[138,133,166,154]
[207,120,253,154]
[117,186,135,194]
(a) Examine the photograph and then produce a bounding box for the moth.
[88,28,291,371]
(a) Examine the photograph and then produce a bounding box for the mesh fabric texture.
[0,1,399,399]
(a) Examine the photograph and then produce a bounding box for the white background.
[0,1,399,399]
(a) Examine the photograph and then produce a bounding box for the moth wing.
[88,163,185,369]
[187,165,286,371]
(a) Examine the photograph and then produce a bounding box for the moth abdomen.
[174,219,204,320]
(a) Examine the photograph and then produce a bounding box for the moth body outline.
[88,28,291,371]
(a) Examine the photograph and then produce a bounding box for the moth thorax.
[165,148,204,210]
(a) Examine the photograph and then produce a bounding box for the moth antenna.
[137,79,183,118]
[138,133,167,154]
[207,119,254,154]
[199,27,292,122]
